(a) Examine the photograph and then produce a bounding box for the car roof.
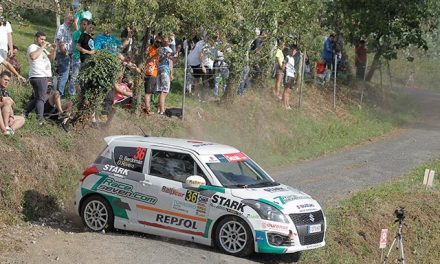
[104,135,240,155]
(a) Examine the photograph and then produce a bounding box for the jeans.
[238,65,250,96]
[56,54,71,96]
[69,58,81,95]
[25,77,48,121]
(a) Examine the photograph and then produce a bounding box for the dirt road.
[1,89,439,264]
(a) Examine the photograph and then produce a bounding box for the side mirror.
[184,175,206,188]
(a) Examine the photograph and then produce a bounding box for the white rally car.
[74,136,326,260]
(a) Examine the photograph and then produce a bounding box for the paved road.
[2,89,439,264]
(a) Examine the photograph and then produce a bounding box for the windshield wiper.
[247,181,279,188]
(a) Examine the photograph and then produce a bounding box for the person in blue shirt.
[157,37,174,115]
[321,34,335,70]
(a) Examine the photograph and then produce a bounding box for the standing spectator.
[0,71,25,135]
[272,39,285,100]
[143,37,160,115]
[74,4,92,31]
[70,18,88,96]
[77,20,96,63]
[24,31,56,125]
[282,46,297,110]
[0,4,13,59]
[157,37,173,115]
[321,34,334,70]
[188,37,208,99]
[6,45,20,74]
[120,26,133,59]
[56,13,74,97]
[355,40,367,80]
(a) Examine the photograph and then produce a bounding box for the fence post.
[299,50,306,109]
[181,44,189,121]
[360,57,368,106]
[333,54,338,109]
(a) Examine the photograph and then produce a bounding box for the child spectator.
[77,20,96,63]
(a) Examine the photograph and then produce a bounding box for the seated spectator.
[44,88,73,131]
[316,60,331,85]
[6,45,21,74]
[113,72,133,106]
[0,71,25,135]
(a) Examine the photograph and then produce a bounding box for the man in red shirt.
[355,40,367,80]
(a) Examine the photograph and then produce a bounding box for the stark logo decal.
[103,164,129,176]
[211,194,246,212]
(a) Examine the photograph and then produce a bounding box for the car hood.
[230,183,322,214]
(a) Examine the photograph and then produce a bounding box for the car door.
[98,144,155,227]
[137,148,211,238]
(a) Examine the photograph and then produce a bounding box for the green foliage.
[75,50,121,123]
[324,0,440,80]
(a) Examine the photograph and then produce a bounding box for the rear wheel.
[215,216,254,257]
[80,195,114,232]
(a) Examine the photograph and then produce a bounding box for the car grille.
[289,210,325,246]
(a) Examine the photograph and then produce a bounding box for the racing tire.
[214,216,254,257]
[80,195,114,232]
[291,252,301,262]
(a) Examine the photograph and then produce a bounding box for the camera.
[394,207,405,221]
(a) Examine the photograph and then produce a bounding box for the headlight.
[242,199,289,223]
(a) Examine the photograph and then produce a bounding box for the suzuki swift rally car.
[75,136,326,259]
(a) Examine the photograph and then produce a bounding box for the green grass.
[301,158,440,263]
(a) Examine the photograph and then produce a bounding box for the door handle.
[141,180,152,186]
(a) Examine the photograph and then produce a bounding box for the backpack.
[164,108,183,118]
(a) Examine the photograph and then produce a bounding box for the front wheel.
[215,216,254,257]
[80,195,114,232]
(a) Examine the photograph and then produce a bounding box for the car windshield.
[206,159,278,188]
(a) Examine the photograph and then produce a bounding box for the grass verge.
[301,157,440,263]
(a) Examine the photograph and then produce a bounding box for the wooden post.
[387,61,393,90]
[333,55,338,109]
[360,57,368,106]
[298,50,306,109]
[182,44,189,121]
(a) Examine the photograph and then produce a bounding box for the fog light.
[268,233,286,246]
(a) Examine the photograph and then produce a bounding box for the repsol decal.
[211,194,245,212]
[103,164,129,176]
[156,214,197,229]
[97,177,157,204]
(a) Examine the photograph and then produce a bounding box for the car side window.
[113,146,147,173]
[149,150,207,183]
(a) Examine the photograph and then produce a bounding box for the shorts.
[144,76,157,94]
[191,65,204,79]
[272,63,284,78]
[158,72,170,93]
[284,76,295,89]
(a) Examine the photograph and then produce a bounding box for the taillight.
[80,166,99,182]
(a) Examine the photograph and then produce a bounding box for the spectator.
[272,39,285,100]
[187,36,208,99]
[74,4,92,31]
[355,40,367,80]
[24,31,57,125]
[95,30,121,55]
[44,88,73,131]
[55,13,74,97]
[113,71,133,105]
[0,50,25,81]
[282,45,297,110]
[157,36,173,115]
[250,30,266,83]
[143,37,160,115]
[213,45,229,97]
[70,18,88,97]
[120,26,133,59]
[0,71,25,135]
[321,34,334,70]
[0,4,13,59]
[6,45,20,74]
[77,20,96,63]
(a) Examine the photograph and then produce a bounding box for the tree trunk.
[132,28,151,116]
[365,51,383,82]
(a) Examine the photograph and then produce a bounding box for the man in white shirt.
[24,31,57,125]
[0,4,13,59]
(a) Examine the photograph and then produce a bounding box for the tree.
[324,0,440,81]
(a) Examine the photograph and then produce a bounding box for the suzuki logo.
[309,214,315,222]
